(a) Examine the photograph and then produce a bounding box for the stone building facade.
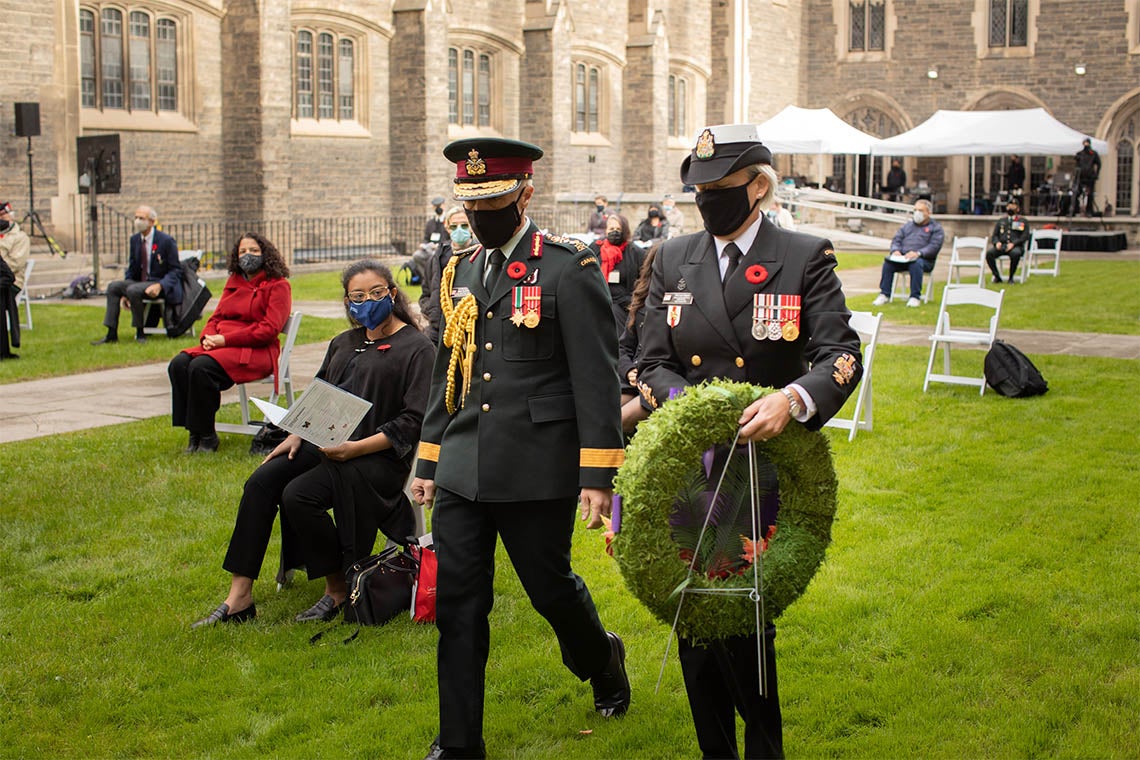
[0,0,1135,251]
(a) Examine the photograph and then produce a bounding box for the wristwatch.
[780,387,803,418]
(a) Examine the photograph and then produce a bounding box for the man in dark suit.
[92,205,183,344]
[637,123,863,759]
[411,138,630,760]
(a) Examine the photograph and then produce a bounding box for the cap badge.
[466,149,487,176]
[695,129,716,160]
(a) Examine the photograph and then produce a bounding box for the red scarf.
[599,240,626,279]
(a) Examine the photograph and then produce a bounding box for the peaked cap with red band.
[443,137,544,201]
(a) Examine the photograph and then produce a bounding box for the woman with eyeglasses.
[168,232,291,453]
[192,259,434,628]
[419,206,471,342]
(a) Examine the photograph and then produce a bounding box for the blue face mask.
[349,295,394,330]
[450,225,472,248]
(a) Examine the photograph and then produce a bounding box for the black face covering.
[468,189,524,250]
[0,220,10,233]
[694,178,760,237]
[605,230,624,244]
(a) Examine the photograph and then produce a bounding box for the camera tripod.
[18,135,67,258]
[1062,167,1106,230]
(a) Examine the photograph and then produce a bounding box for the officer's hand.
[738,393,793,443]
[412,478,436,507]
[579,488,613,529]
[120,296,130,311]
[144,282,162,298]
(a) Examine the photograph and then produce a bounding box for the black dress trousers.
[432,487,613,752]
[678,627,783,760]
[168,352,235,435]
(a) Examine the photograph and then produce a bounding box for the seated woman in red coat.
[191,260,435,627]
[168,233,292,453]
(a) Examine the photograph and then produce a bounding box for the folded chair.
[946,236,987,288]
[923,287,1004,396]
[216,311,303,435]
[824,310,882,441]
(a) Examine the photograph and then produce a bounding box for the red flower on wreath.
[506,261,528,279]
[745,265,768,284]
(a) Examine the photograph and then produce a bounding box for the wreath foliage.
[612,379,838,641]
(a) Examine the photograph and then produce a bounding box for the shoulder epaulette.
[542,232,589,252]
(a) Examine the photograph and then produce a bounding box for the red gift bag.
[410,539,437,624]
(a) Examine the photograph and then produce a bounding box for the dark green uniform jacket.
[416,222,625,501]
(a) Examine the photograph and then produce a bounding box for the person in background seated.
[92,205,182,344]
[588,214,643,336]
[985,201,1032,284]
[882,159,906,201]
[634,203,670,244]
[872,199,944,308]
[168,233,292,453]
[767,198,796,231]
[192,260,433,628]
[587,194,610,238]
[0,201,30,359]
[662,194,685,237]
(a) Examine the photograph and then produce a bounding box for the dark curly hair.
[340,259,420,331]
[227,232,290,279]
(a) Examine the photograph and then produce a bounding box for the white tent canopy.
[753,106,881,155]
[872,108,1108,156]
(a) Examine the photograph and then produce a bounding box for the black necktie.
[723,242,742,288]
[140,237,149,281]
[484,249,505,291]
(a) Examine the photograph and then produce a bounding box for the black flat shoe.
[295,594,344,622]
[90,336,118,345]
[591,631,630,717]
[134,335,148,343]
[424,739,486,759]
[191,602,256,629]
[195,433,219,453]
[184,433,201,454]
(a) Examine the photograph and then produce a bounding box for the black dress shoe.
[90,336,118,345]
[184,433,201,454]
[591,631,630,717]
[191,602,256,629]
[195,433,220,453]
[295,594,344,622]
[135,335,148,343]
[424,739,486,759]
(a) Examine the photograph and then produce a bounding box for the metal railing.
[91,203,600,271]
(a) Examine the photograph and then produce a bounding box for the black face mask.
[468,190,524,249]
[595,204,605,213]
[0,219,10,233]
[694,179,760,237]
[1006,207,1018,216]
[238,254,263,275]
[648,209,661,219]
[605,230,624,244]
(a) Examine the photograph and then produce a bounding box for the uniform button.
[486,311,493,319]
[483,372,492,381]
[481,403,490,412]
[485,342,493,351]
[735,356,745,368]
[691,355,702,367]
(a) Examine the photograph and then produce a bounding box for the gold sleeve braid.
[439,254,479,415]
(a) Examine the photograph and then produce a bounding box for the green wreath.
[612,379,838,641]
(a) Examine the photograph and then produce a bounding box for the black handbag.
[344,545,417,626]
[249,422,289,456]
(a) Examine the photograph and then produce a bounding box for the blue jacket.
[890,219,944,263]
[126,228,183,304]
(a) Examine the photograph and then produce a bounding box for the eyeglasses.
[347,286,391,303]
[447,223,470,231]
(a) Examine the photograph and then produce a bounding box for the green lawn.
[2,345,1138,757]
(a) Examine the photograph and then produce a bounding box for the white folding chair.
[889,262,936,304]
[216,311,303,435]
[946,236,987,288]
[923,287,1004,396]
[824,310,882,441]
[15,260,34,329]
[1022,229,1062,280]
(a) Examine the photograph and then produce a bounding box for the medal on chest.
[752,293,802,342]
[511,285,542,328]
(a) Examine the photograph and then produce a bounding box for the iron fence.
[92,203,601,271]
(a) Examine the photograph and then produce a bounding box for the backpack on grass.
[984,340,1048,398]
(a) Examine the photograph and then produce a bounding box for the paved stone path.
[2,252,1136,444]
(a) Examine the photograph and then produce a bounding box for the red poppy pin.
[506,261,528,280]
[376,343,391,352]
[151,243,157,253]
[745,265,768,284]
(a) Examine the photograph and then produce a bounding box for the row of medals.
[510,310,541,329]
[752,317,799,342]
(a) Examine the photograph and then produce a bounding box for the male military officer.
[637,124,863,759]
[411,138,630,760]
[985,199,1032,283]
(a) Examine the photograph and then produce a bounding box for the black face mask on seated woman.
[468,189,525,250]
[605,230,624,244]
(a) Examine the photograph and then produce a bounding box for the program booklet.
[251,378,372,449]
